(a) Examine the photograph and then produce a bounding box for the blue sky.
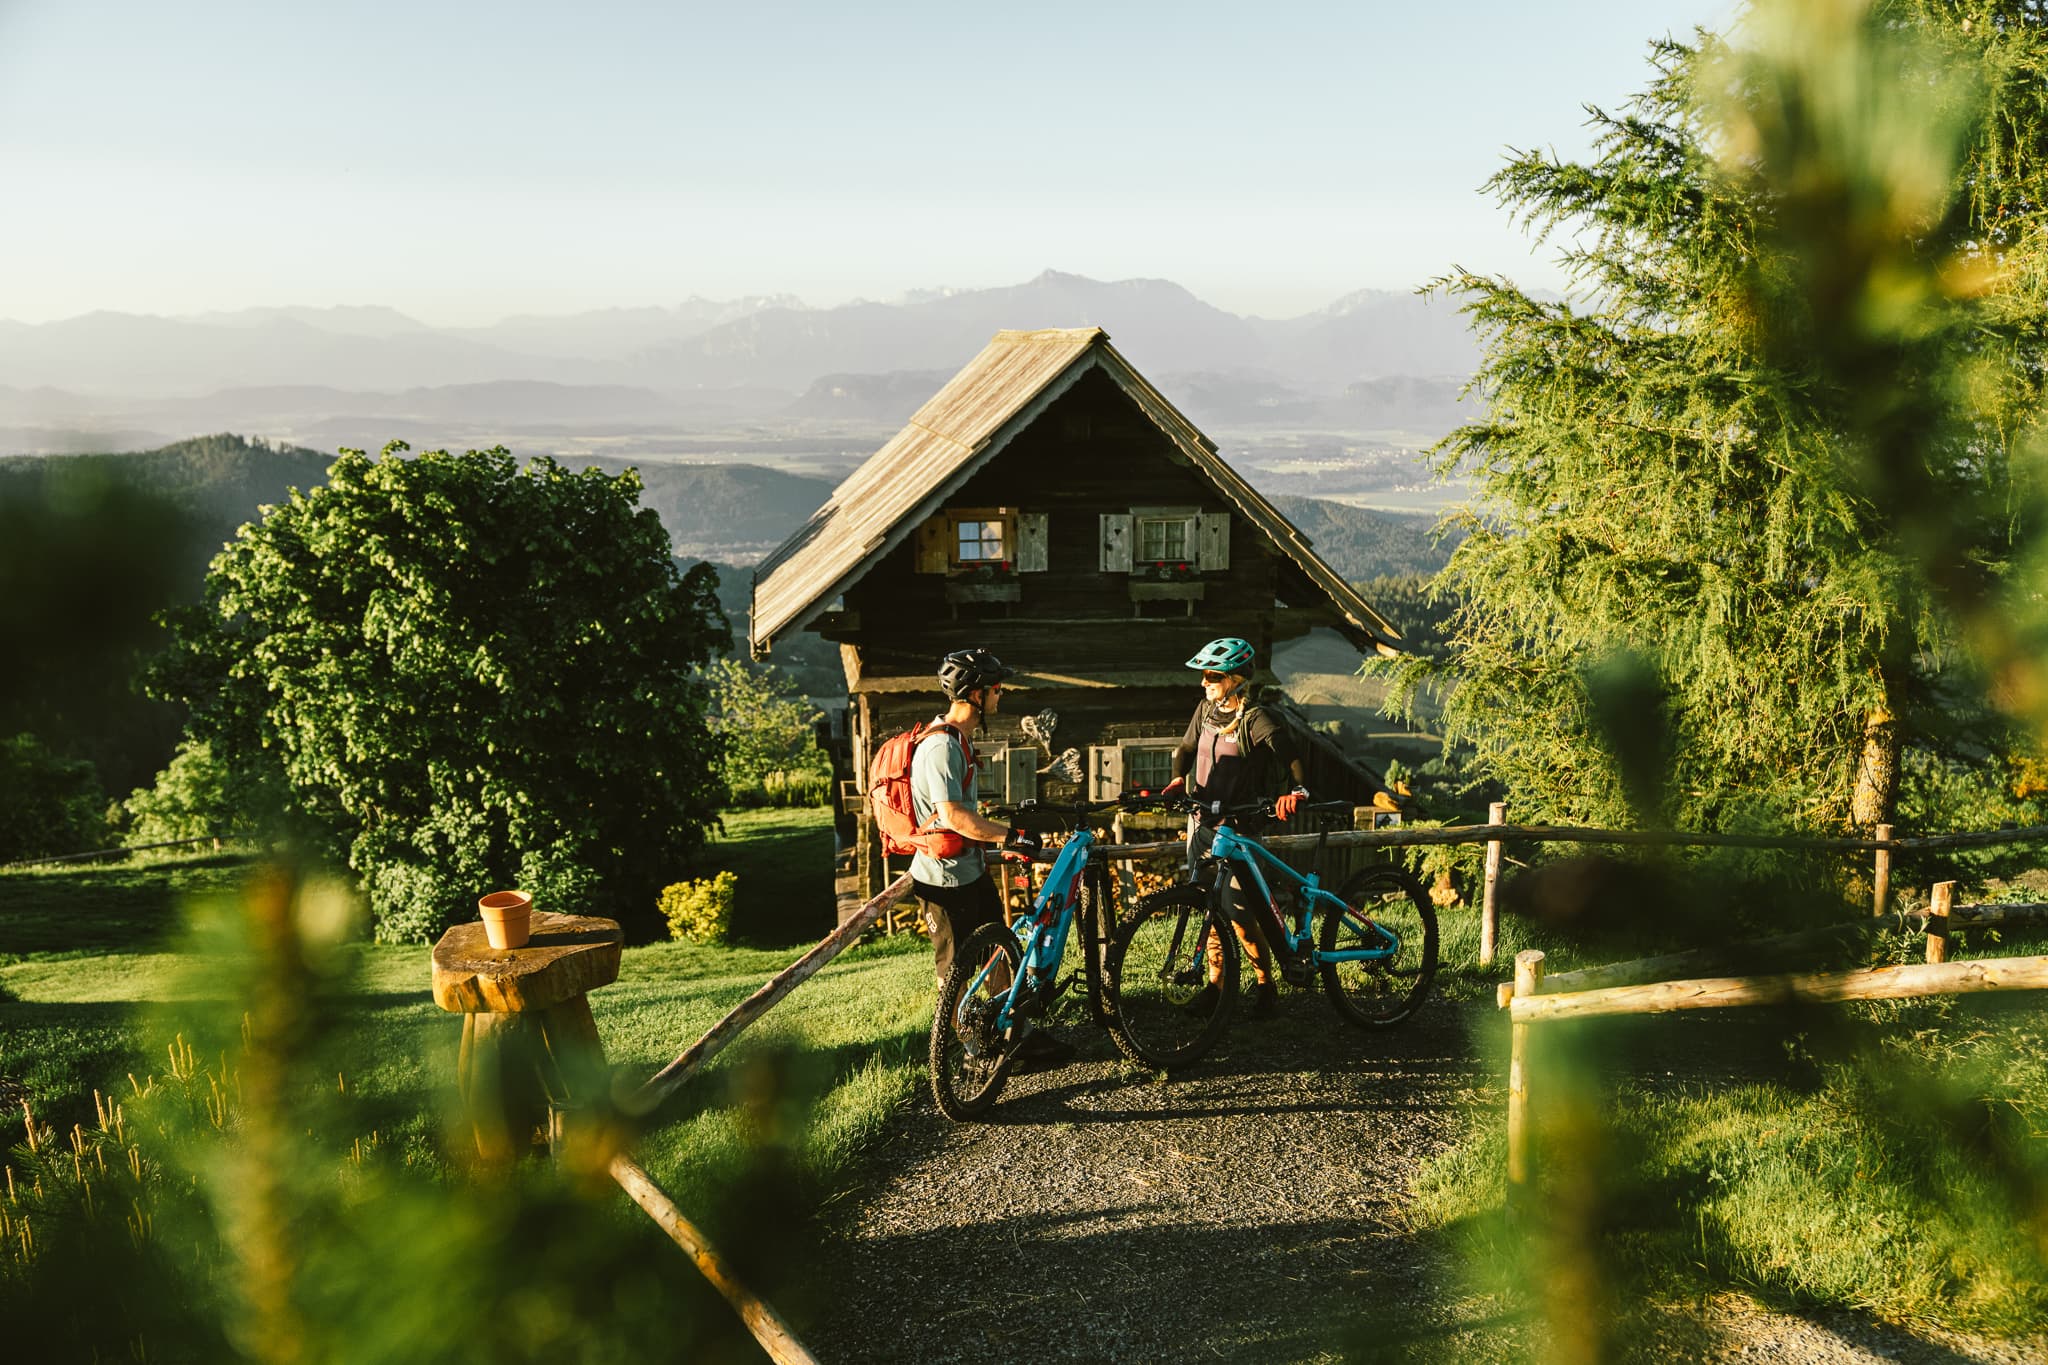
[0,0,1733,324]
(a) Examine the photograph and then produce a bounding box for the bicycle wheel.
[1319,863,1438,1029]
[1106,883,1238,1069]
[930,921,1022,1121]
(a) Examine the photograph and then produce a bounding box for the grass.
[0,830,932,1259]
[1397,919,2048,1351]
[700,805,839,946]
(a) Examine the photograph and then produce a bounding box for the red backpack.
[869,722,976,859]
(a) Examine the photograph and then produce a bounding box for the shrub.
[121,738,246,850]
[660,872,737,945]
[0,732,108,862]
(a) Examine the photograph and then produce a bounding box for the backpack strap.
[911,722,977,839]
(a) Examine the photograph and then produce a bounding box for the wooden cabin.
[750,327,1402,899]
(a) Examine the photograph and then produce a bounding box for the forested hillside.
[598,461,834,561]
[1268,494,1454,580]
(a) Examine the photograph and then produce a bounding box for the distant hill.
[594,461,834,563]
[1270,495,1455,581]
[0,434,336,581]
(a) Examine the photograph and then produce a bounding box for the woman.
[1160,636,1309,1016]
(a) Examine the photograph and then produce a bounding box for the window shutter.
[1196,510,1231,571]
[1016,512,1049,572]
[916,516,948,574]
[1088,744,1124,801]
[1003,744,1039,804]
[1099,514,1132,573]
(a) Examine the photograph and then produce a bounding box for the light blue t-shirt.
[909,723,983,887]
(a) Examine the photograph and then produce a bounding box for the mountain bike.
[928,796,1128,1121]
[1104,797,1438,1071]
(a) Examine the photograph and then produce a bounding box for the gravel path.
[795,995,2046,1364]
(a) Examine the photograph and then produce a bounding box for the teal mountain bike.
[928,796,1125,1121]
[1104,797,1439,1070]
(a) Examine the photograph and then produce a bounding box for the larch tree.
[1389,0,2048,833]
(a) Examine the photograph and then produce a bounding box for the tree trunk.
[1850,703,1898,828]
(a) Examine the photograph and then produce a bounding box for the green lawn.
[0,831,930,1263]
[701,806,840,946]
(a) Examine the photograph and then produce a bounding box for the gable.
[749,327,1401,655]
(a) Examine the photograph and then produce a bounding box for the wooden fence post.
[1506,948,1544,1217]
[1481,802,1506,967]
[1926,880,1954,964]
[1872,823,1893,919]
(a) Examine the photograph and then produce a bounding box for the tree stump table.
[431,910,623,1163]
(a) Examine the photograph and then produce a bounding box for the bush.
[727,767,834,809]
[0,732,108,862]
[660,872,737,944]
[121,739,245,850]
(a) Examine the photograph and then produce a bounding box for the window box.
[944,578,1022,604]
[1127,579,1205,603]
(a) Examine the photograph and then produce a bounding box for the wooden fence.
[1500,877,2048,1211]
[603,872,917,1365]
[593,819,2048,1355]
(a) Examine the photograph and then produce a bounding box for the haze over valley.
[0,270,1482,524]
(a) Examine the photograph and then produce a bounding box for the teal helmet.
[1186,637,1256,675]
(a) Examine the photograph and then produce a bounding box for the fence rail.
[1503,899,2048,1211]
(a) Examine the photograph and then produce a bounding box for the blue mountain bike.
[1104,797,1438,1070]
[928,797,1126,1121]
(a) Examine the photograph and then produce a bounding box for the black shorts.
[914,874,1003,985]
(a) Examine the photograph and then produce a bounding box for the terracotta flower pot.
[477,890,533,949]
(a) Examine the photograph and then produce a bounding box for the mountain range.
[0,270,1477,404]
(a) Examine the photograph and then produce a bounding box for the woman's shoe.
[1250,981,1279,1018]
[1179,983,1222,1014]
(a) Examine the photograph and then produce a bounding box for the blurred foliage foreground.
[0,860,934,1363]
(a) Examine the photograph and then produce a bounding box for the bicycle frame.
[961,823,1102,1039]
[1201,822,1398,967]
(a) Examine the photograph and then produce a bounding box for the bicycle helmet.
[937,647,1016,701]
[1185,637,1256,675]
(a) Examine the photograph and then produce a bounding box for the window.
[1122,742,1177,793]
[955,518,1006,564]
[1137,515,1190,565]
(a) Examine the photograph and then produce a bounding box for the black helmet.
[937,647,1015,701]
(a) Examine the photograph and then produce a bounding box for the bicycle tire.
[1318,863,1438,1029]
[1105,882,1238,1069]
[930,920,1023,1121]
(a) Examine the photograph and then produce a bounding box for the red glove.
[1273,788,1309,821]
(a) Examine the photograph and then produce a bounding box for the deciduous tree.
[158,444,729,940]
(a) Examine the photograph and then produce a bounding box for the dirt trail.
[795,997,2045,1364]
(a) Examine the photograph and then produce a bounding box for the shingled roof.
[749,327,1401,657]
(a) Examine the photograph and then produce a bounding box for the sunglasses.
[1200,672,1232,685]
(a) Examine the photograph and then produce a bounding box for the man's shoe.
[1008,1029,1076,1075]
[1179,982,1222,1015]
[1250,981,1279,1019]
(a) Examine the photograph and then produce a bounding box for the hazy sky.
[0,1,1733,325]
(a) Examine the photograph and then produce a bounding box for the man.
[910,646,1074,1068]
[1162,636,1310,1017]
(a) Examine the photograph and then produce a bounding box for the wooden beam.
[1506,950,1544,1215]
[1508,955,2048,1024]
[1926,880,1954,964]
[1480,802,1505,968]
[1092,821,2048,860]
[1501,921,1874,1003]
[1871,822,1893,918]
[610,1155,817,1365]
[626,873,916,1115]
